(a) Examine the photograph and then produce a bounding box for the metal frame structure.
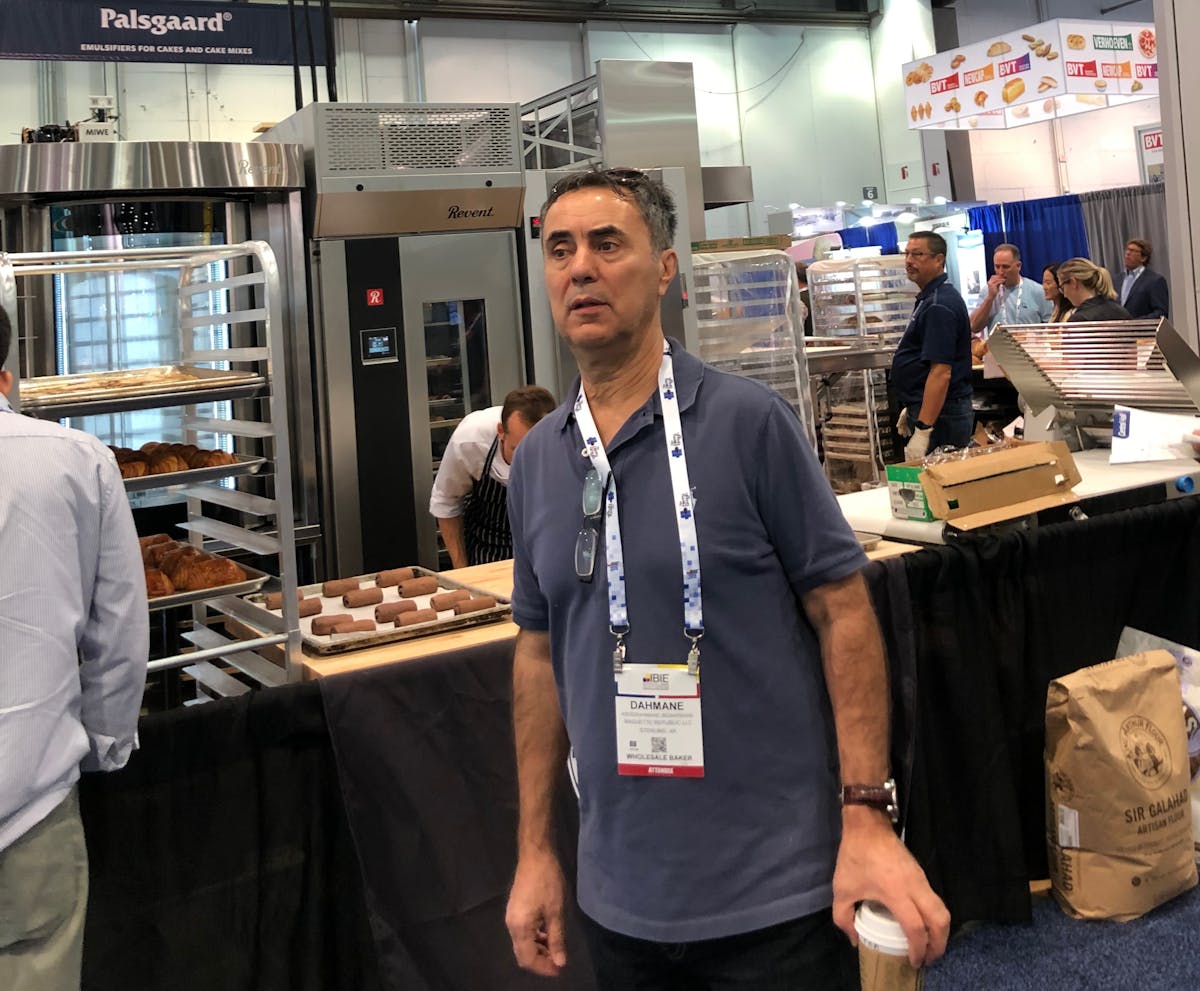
[989,318,1200,449]
[520,75,601,171]
[0,242,303,691]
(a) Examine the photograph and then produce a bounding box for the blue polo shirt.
[508,340,867,942]
[891,273,973,406]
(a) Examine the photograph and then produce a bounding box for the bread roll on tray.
[430,589,470,611]
[264,589,305,610]
[312,613,353,635]
[343,588,384,608]
[395,608,439,627]
[398,576,439,598]
[322,578,360,598]
[297,597,322,618]
[453,596,496,616]
[375,600,418,623]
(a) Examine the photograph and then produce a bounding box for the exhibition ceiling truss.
[330,0,875,26]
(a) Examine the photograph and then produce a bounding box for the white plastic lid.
[854,900,910,956]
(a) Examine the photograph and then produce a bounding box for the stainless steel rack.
[988,318,1200,448]
[0,242,303,696]
[691,249,815,449]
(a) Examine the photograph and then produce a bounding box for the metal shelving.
[691,249,816,450]
[0,242,302,696]
[806,256,912,492]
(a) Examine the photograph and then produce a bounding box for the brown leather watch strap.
[841,778,899,822]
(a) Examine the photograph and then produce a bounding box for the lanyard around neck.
[998,280,1024,321]
[573,341,704,675]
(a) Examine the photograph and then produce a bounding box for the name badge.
[614,663,704,778]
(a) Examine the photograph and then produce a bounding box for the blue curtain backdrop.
[967,196,1090,284]
[967,204,1006,263]
[1001,194,1090,282]
[835,221,899,254]
[836,226,869,250]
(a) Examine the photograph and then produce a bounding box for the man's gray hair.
[995,242,1021,261]
[539,167,678,254]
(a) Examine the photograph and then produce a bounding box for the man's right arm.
[505,628,570,976]
[428,422,477,529]
[437,516,468,570]
[969,276,1001,335]
[77,454,149,773]
[969,295,994,335]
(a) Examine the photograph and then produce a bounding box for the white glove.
[896,408,912,438]
[904,427,933,462]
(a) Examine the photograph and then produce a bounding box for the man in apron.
[429,385,556,568]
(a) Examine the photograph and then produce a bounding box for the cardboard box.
[886,461,936,521]
[886,440,1081,529]
[690,235,792,253]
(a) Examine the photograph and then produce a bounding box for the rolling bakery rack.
[807,256,914,493]
[0,242,303,696]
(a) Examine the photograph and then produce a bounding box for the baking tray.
[19,365,267,419]
[148,560,271,612]
[854,531,883,552]
[243,565,512,656]
[123,454,267,493]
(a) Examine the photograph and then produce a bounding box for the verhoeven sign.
[0,0,327,66]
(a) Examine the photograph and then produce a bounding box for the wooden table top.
[301,542,918,679]
[301,561,517,679]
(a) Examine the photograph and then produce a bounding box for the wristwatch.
[914,419,934,431]
[841,778,899,823]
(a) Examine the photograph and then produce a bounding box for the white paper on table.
[1109,404,1200,464]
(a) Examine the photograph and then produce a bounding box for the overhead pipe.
[322,0,339,101]
[302,0,320,100]
[287,0,304,110]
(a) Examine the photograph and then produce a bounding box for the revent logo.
[99,8,232,35]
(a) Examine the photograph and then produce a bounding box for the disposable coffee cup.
[855,901,924,991]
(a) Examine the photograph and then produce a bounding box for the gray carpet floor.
[924,884,1200,990]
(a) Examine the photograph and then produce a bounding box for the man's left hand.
[904,427,933,462]
[832,807,951,968]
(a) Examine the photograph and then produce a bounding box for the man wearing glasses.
[891,232,975,460]
[504,168,949,988]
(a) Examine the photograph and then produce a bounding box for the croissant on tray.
[186,449,237,469]
[173,556,247,591]
[149,453,190,474]
[159,545,205,581]
[145,568,176,598]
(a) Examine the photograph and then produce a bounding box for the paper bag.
[1045,650,1198,921]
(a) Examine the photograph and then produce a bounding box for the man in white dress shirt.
[0,307,148,989]
[429,385,556,568]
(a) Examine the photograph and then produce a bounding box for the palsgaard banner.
[902,18,1155,132]
[0,0,327,66]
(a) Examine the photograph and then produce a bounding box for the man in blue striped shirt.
[0,306,148,989]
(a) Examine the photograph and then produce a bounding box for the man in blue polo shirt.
[891,231,974,460]
[503,168,949,988]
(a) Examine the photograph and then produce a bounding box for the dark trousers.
[906,393,974,452]
[579,908,858,991]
